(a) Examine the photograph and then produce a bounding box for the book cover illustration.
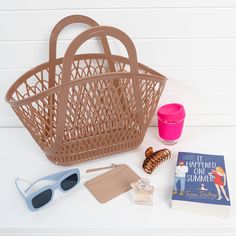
[172,152,231,206]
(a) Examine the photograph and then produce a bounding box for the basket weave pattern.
[6,15,167,165]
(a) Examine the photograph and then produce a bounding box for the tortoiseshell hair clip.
[142,147,171,174]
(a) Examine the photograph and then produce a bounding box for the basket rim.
[7,72,167,108]
[5,53,167,107]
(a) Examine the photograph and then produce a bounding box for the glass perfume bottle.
[130,179,154,206]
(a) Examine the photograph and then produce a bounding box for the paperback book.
[172,152,231,218]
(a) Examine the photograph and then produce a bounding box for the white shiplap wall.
[1,0,236,127]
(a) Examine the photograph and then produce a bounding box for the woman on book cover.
[208,166,229,201]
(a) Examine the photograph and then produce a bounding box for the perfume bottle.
[130,179,154,206]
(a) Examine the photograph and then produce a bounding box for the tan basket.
[5,15,167,166]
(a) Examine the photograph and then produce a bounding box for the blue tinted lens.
[32,189,52,209]
[60,173,78,191]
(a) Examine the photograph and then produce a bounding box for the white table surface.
[0,127,235,236]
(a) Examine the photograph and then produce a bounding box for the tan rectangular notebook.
[85,164,140,203]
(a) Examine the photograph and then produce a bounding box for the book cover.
[172,152,231,207]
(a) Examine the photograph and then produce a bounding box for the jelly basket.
[5,15,167,166]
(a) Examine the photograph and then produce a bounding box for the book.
[172,152,231,218]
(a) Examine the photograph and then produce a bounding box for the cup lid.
[157,103,185,122]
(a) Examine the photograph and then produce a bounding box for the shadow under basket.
[5,15,167,166]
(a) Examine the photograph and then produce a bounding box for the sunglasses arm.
[24,169,78,193]
[15,178,28,199]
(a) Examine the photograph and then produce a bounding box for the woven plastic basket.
[5,15,167,166]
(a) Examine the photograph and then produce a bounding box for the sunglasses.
[15,168,80,211]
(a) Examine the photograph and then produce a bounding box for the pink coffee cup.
[157,103,185,145]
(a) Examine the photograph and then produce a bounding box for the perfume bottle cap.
[131,178,153,192]
[131,178,154,206]
[137,179,150,191]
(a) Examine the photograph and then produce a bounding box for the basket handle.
[46,26,142,157]
[49,15,115,88]
[61,25,139,84]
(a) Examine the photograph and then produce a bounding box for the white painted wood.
[1,39,236,69]
[1,1,236,127]
[0,127,235,236]
[155,66,236,92]
[0,69,26,94]
[2,113,236,128]
[2,0,236,10]
[2,66,236,94]
[0,228,236,236]
[2,91,236,127]
[2,9,236,40]
[0,117,22,127]
[3,92,236,116]
[151,114,236,127]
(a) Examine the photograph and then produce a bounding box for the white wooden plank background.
[1,39,236,68]
[2,0,236,10]
[1,0,236,127]
[2,9,236,40]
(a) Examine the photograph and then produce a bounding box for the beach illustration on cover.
[172,152,231,206]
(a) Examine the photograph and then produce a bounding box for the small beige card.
[85,164,140,203]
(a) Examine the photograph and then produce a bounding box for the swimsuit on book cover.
[208,166,230,201]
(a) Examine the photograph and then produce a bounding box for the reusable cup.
[157,103,185,145]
